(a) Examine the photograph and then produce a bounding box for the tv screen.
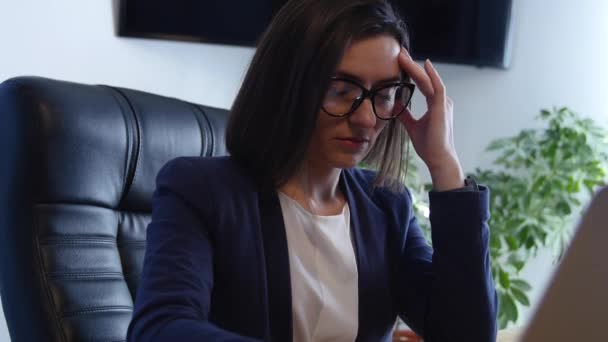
[118,0,513,68]
[393,0,514,68]
[118,0,281,46]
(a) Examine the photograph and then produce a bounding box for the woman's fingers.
[399,48,451,125]
[423,59,447,107]
[398,108,417,133]
[398,48,434,98]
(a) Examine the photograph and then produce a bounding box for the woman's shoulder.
[158,155,235,178]
[154,156,261,224]
[156,156,256,195]
[345,167,413,207]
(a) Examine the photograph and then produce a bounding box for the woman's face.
[306,34,403,170]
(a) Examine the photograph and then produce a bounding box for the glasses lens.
[374,84,412,119]
[322,80,363,116]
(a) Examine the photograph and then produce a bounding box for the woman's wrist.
[429,159,465,191]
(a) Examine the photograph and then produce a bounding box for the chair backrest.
[0,77,228,341]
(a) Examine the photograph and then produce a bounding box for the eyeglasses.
[321,77,415,120]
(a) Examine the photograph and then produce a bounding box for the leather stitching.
[190,104,214,157]
[107,87,141,207]
[34,212,69,341]
[61,305,133,318]
[40,237,116,245]
[48,272,125,280]
[117,241,146,246]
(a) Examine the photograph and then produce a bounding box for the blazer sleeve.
[395,187,498,342]
[127,158,261,342]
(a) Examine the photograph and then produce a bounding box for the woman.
[127,0,497,341]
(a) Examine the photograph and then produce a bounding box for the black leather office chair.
[0,77,229,341]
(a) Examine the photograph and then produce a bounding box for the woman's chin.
[329,154,364,170]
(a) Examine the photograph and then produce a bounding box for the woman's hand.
[397,48,465,191]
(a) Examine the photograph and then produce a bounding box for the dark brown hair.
[226,0,410,191]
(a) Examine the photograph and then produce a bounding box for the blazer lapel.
[258,189,293,342]
[340,170,388,341]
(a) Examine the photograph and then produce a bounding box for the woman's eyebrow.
[333,71,402,86]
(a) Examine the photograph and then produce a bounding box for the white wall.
[0,0,255,109]
[1,0,607,339]
[419,0,608,327]
[419,0,608,173]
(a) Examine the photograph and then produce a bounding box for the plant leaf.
[501,293,519,325]
[511,287,530,306]
[511,279,532,291]
[499,269,511,289]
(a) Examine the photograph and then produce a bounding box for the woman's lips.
[336,137,370,151]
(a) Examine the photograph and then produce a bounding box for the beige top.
[278,192,359,342]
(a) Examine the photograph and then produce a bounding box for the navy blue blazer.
[127,156,497,342]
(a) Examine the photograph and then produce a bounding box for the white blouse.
[277,192,359,342]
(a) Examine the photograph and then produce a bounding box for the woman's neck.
[279,161,345,216]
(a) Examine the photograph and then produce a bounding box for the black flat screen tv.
[118,0,513,68]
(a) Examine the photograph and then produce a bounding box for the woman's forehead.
[336,35,402,85]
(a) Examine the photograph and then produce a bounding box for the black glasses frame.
[321,77,416,120]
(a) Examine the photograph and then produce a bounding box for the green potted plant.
[404,107,608,329]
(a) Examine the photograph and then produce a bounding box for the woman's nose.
[348,98,377,128]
